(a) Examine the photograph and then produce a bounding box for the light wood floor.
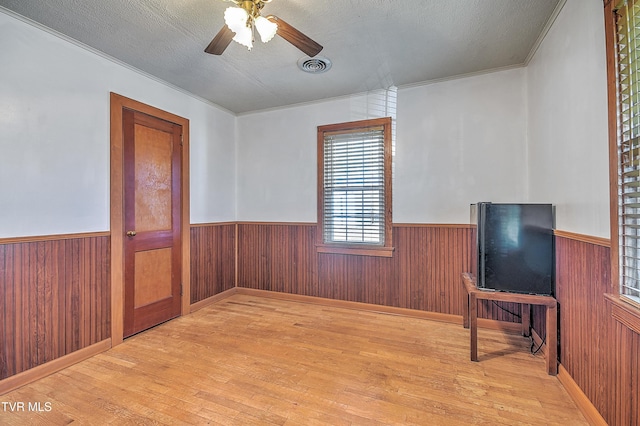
[1,294,587,425]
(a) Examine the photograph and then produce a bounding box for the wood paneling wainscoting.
[236,223,521,323]
[237,223,318,296]
[0,233,111,384]
[553,233,611,422]
[530,231,640,425]
[607,297,640,425]
[190,223,236,305]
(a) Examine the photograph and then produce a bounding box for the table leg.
[546,303,558,375]
[470,292,478,362]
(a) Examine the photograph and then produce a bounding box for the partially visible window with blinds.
[615,0,640,306]
[317,117,393,257]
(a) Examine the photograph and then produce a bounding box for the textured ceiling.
[0,0,562,114]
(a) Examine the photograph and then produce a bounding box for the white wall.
[395,68,528,223]
[0,11,236,238]
[526,0,610,238]
[236,69,528,224]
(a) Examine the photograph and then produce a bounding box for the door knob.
[126,230,137,237]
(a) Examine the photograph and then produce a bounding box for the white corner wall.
[527,0,610,238]
[0,10,236,238]
[395,68,528,223]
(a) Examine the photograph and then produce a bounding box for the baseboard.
[557,365,607,425]
[0,339,112,396]
[190,287,238,312]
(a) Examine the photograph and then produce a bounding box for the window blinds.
[323,126,385,245]
[616,0,640,299]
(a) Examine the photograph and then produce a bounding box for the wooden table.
[461,272,558,375]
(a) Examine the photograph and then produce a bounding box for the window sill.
[604,293,640,335]
[316,244,395,258]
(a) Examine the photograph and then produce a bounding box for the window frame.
[316,117,394,257]
[605,0,640,312]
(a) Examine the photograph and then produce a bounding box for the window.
[317,117,393,257]
[609,0,640,307]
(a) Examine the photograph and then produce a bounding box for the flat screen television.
[470,203,554,295]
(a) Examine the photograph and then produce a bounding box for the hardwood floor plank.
[0,294,586,425]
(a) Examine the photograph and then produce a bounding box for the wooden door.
[123,109,182,338]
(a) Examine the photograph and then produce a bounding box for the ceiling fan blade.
[205,25,234,55]
[267,15,323,57]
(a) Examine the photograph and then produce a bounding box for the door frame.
[110,92,190,346]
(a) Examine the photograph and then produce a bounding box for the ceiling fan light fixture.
[224,7,248,33]
[255,16,277,43]
[233,26,253,50]
[205,0,322,57]
[224,7,253,50]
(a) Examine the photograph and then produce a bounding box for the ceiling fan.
[204,0,323,57]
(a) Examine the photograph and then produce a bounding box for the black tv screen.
[471,203,554,295]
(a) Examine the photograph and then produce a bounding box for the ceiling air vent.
[298,56,332,74]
